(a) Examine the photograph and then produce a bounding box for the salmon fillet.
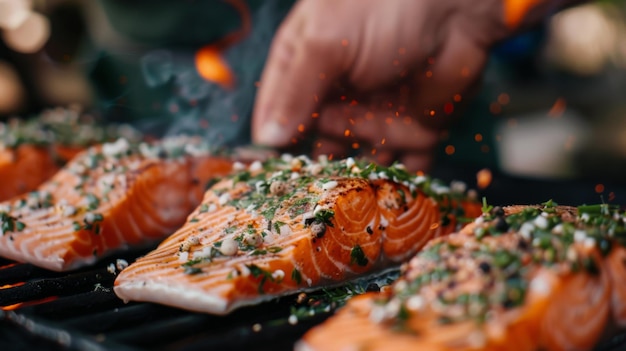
[298,203,626,351]
[0,137,232,271]
[114,155,481,314]
[0,107,141,201]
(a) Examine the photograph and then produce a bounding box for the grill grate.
[0,250,336,351]
[2,253,626,351]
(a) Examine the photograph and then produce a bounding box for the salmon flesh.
[298,203,626,351]
[114,155,481,314]
[0,137,232,271]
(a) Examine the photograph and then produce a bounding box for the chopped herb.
[233,171,251,184]
[350,245,368,266]
[274,221,286,233]
[246,264,274,294]
[199,204,209,213]
[85,193,100,210]
[205,177,221,190]
[267,246,282,253]
[314,209,335,227]
[481,197,493,216]
[0,212,26,233]
[183,266,202,275]
[291,268,302,285]
[190,218,200,223]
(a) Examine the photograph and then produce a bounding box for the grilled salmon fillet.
[298,203,626,351]
[114,155,481,314]
[0,137,232,271]
[0,107,141,201]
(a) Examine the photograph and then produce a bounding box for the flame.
[195,46,234,89]
[0,282,25,290]
[195,0,251,89]
[1,296,57,311]
[503,0,543,29]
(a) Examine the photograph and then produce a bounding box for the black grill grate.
[0,249,333,351]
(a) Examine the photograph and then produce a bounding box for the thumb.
[252,4,346,147]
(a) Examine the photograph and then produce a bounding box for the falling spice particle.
[609,192,616,201]
[398,47,406,55]
[595,184,605,193]
[344,129,351,137]
[429,110,436,117]
[352,142,360,149]
[311,112,319,118]
[490,103,502,115]
[443,102,454,115]
[425,70,433,78]
[498,93,510,105]
[341,39,348,46]
[453,94,462,102]
[445,145,455,155]
[381,138,386,145]
[477,168,493,189]
[474,133,483,142]
[297,124,305,133]
[548,98,567,118]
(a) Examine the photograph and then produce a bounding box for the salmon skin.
[114,155,481,315]
[0,137,232,271]
[298,202,626,351]
[0,107,141,201]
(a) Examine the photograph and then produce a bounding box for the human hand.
[252,0,509,171]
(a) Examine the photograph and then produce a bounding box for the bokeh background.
[1,0,626,199]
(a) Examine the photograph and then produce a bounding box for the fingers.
[252,0,349,148]
[412,25,488,128]
[316,102,439,151]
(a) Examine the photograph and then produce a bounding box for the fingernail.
[254,120,287,146]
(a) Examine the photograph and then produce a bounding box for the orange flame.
[195,0,251,89]
[1,296,57,311]
[0,282,25,290]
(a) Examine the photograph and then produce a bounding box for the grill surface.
[0,248,339,351]
[1,166,626,351]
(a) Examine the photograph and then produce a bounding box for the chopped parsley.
[350,245,368,266]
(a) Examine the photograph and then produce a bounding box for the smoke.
[140,0,288,147]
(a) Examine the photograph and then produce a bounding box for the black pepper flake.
[491,206,505,217]
[366,226,373,235]
[494,217,509,232]
[366,283,380,292]
[583,257,600,275]
[478,262,491,274]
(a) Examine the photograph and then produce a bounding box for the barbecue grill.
[1,165,626,351]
